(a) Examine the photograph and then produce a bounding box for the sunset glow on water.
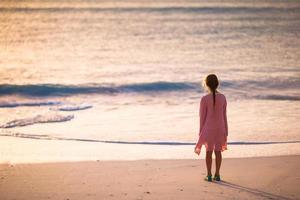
[0,0,299,162]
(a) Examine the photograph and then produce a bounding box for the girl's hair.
[205,74,219,106]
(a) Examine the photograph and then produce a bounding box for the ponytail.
[212,88,216,106]
[204,74,219,108]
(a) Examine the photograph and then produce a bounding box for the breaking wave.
[0,82,197,96]
[0,80,299,101]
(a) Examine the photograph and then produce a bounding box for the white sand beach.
[1,155,299,200]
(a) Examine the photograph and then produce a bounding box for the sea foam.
[0,101,61,108]
[0,114,74,128]
[50,103,93,111]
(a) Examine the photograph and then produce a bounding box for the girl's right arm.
[199,97,207,135]
[195,97,207,153]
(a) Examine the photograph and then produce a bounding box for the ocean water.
[0,0,300,160]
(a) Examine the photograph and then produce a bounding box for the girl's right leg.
[206,151,213,176]
[214,151,222,176]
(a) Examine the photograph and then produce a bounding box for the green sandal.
[213,175,221,181]
[204,175,212,182]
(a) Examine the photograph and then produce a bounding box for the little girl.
[194,74,228,182]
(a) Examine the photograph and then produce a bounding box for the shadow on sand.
[214,180,293,200]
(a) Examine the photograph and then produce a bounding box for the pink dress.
[195,93,228,153]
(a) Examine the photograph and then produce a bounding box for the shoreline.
[1,155,299,200]
[1,135,300,164]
